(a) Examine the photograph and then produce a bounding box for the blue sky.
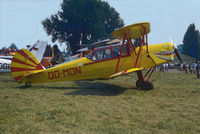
[0,0,200,49]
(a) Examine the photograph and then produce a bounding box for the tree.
[43,45,52,57]
[51,44,65,65]
[183,24,200,60]
[9,43,18,50]
[52,44,60,56]
[42,0,124,54]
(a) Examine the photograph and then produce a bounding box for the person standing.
[196,63,200,78]
[184,63,188,73]
[165,63,169,72]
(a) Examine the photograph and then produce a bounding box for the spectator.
[165,63,169,72]
[188,64,192,73]
[196,63,200,78]
[184,64,188,73]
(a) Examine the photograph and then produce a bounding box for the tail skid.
[11,49,44,84]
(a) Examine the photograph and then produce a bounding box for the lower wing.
[106,67,143,79]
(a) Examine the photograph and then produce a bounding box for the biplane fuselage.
[10,22,176,87]
[12,42,174,84]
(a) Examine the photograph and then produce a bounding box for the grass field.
[0,71,200,134]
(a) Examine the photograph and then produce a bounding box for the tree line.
[183,23,200,60]
[0,43,18,50]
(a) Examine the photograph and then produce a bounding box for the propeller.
[174,47,182,63]
[169,37,183,63]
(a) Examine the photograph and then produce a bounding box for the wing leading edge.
[112,22,150,39]
[107,67,143,79]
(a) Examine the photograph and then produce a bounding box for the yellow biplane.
[10,22,181,90]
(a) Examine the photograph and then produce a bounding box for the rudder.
[11,49,44,84]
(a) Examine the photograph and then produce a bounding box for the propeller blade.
[174,48,182,63]
[169,37,173,45]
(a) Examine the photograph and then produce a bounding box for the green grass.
[0,72,200,134]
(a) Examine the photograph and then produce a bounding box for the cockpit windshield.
[86,51,96,61]
[86,42,129,61]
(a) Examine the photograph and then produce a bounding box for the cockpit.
[86,42,130,61]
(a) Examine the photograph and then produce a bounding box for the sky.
[0,0,200,49]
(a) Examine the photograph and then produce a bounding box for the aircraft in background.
[10,22,182,90]
[0,57,12,72]
[0,41,47,72]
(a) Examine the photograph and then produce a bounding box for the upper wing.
[112,22,150,39]
[106,67,143,79]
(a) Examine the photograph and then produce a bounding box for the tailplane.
[11,49,44,84]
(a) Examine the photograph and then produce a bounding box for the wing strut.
[144,67,155,81]
[133,29,148,68]
[113,22,150,73]
[115,34,127,73]
[128,38,136,55]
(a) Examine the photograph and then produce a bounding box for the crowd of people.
[156,62,200,79]
[183,63,200,78]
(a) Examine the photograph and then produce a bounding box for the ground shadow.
[64,81,128,96]
[14,80,140,95]
[15,85,81,90]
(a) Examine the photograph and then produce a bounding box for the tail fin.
[29,41,47,62]
[11,49,44,84]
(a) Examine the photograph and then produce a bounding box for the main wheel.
[142,81,153,90]
[136,81,153,90]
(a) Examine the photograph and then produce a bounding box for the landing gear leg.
[136,70,153,90]
[25,82,32,88]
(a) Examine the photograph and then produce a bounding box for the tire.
[144,81,153,90]
[136,80,154,90]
